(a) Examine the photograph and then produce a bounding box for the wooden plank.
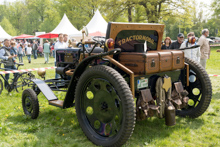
[49,100,64,108]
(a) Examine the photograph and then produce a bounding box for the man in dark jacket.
[170,33,184,49]
[32,40,38,59]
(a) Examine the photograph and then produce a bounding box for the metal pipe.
[105,56,135,98]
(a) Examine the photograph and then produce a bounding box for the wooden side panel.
[119,52,146,75]
[171,51,185,70]
[158,52,172,71]
[146,53,160,73]
[119,51,185,75]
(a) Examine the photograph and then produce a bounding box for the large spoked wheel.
[22,89,39,119]
[176,57,212,118]
[75,65,136,147]
[0,78,3,95]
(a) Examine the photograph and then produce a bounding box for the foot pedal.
[49,100,64,108]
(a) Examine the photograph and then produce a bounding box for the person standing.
[64,34,69,46]
[37,44,43,57]
[26,43,32,63]
[24,39,28,56]
[32,40,38,59]
[43,40,50,64]
[54,33,67,78]
[197,29,210,68]
[161,37,172,49]
[10,41,17,57]
[169,33,185,49]
[0,39,17,88]
[180,36,200,63]
[18,44,24,63]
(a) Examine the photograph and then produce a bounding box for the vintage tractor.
[22,22,212,147]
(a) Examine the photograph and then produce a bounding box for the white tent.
[85,10,107,35]
[0,25,12,41]
[51,14,81,36]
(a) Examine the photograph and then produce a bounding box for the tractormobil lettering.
[118,35,154,46]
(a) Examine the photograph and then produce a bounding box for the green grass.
[0,49,220,147]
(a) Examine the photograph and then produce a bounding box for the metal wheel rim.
[24,95,33,113]
[186,70,203,109]
[80,77,123,137]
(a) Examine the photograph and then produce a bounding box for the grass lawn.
[0,48,220,147]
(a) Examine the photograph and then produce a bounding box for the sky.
[196,0,213,17]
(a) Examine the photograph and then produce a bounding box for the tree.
[25,0,52,22]
[0,17,17,36]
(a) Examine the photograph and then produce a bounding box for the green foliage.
[0,0,219,39]
[0,17,17,36]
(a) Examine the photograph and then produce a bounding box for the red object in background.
[13,34,36,39]
[89,31,106,36]
[37,33,59,38]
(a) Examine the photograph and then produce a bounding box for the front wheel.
[75,65,136,147]
[22,89,39,119]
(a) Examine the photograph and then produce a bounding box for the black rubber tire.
[22,89,39,119]
[75,65,136,147]
[0,78,3,95]
[176,57,212,118]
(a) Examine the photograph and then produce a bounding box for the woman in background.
[18,44,24,63]
[37,44,43,57]
[161,37,172,49]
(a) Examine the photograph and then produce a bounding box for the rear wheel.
[75,65,136,147]
[22,89,39,119]
[176,57,212,118]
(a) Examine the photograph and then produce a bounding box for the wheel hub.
[94,91,116,123]
[101,102,108,111]
[25,96,32,112]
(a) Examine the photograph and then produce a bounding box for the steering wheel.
[92,36,106,47]
[92,36,106,42]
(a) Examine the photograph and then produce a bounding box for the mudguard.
[63,48,121,108]
[31,78,58,101]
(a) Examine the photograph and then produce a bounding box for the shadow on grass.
[130,115,204,145]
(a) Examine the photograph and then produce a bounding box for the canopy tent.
[89,31,105,37]
[0,25,12,41]
[37,33,58,38]
[51,14,81,36]
[13,34,36,39]
[85,10,107,36]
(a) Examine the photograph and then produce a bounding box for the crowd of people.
[0,33,77,64]
[161,29,210,69]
